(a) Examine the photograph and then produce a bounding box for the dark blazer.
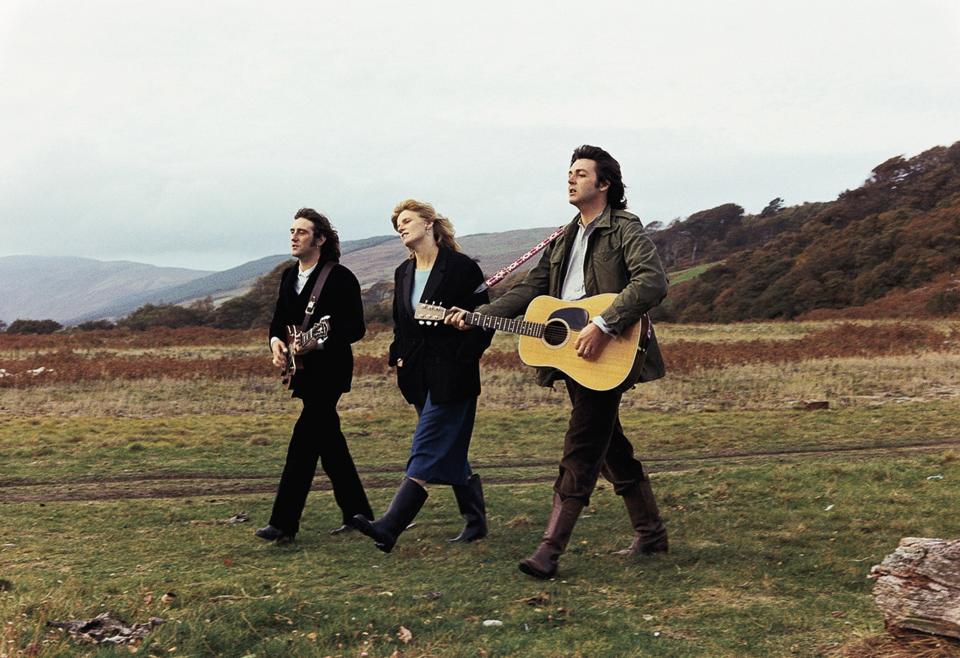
[269,260,366,399]
[389,247,492,407]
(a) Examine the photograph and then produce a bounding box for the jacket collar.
[398,246,450,318]
[576,205,612,230]
[420,245,449,307]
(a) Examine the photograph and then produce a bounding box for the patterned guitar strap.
[473,225,566,294]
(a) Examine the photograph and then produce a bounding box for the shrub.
[6,319,63,334]
[926,289,960,316]
[75,319,116,331]
[119,304,208,331]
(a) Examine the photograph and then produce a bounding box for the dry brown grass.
[829,630,960,658]
[3,352,960,418]
[4,321,956,392]
[660,318,960,342]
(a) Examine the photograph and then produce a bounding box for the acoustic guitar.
[280,315,331,389]
[414,294,650,391]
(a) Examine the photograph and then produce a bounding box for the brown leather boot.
[615,479,668,556]
[519,494,584,579]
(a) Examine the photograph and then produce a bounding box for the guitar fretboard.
[464,312,544,338]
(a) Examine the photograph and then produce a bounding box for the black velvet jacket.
[389,247,492,407]
[269,260,366,399]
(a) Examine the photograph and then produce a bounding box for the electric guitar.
[280,315,331,389]
[414,294,650,391]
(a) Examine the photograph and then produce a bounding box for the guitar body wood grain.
[516,293,643,391]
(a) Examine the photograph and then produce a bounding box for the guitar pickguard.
[543,307,589,347]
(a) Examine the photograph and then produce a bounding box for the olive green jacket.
[478,207,668,389]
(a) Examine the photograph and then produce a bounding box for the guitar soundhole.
[543,320,569,346]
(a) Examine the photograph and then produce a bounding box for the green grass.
[668,262,722,286]
[2,402,957,484]
[3,321,960,656]
[2,454,957,656]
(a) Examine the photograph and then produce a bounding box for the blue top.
[411,267,432,308]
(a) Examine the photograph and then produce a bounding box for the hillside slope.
[68,235,399,323]
[0,256,211,324]
[662,142,960,321]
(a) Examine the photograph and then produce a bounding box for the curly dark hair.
[570,145,627,210]
[294,208,341,262]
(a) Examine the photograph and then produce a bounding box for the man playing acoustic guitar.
[256,208,374,544]
[448,145,670,578]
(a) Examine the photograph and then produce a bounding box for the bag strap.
[301,261,336,331]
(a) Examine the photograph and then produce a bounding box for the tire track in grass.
[2,438,958,502]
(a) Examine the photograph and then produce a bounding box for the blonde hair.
[391,198,461,258]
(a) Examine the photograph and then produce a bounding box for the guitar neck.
[462,311,545,338]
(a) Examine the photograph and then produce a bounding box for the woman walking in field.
[352,199,492,552]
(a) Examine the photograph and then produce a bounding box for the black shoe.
[353,478,428,553]
[449,474,488,543]
[329,523,356,535]
[255,524,295,543]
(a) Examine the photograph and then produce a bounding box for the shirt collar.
[578,205,609,232]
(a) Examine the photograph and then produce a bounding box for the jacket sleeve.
[388,268,402,367]
[455,258,493,362]
[330,265,366,345]
[599,219,669,333]
[475,239,553,319]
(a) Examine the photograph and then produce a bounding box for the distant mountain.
[65,254,292,324]
[68,234,402,323]
[0,236,399,325]
[0,256,211,324]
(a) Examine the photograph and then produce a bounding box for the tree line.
[657,142,960,321]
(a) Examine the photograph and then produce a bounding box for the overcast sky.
[1,1,958,270]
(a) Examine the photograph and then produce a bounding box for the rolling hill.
[0,256,212,325]
[660,141,960,321]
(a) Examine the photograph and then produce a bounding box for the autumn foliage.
[2,323,954,388]
[656,142,960,321]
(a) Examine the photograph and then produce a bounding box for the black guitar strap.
[301,261,335,332]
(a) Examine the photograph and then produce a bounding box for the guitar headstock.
[414,302,448,326]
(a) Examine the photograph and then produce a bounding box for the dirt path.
[2,438,957,503]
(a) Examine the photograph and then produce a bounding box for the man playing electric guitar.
[449,145,670,579]
[256,208,374,544]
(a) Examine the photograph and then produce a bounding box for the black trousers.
[554,379,650,504]
[269,392,373,535]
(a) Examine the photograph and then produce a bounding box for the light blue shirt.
[412,267,432,308]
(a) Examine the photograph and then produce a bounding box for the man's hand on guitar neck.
[445,306,472,331]
[574,322,613,360]
[270,338,289,369]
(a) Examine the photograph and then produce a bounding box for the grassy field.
[2,321,960,657]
